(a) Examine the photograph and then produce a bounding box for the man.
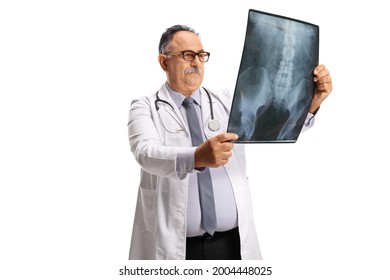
[127,25,332,260]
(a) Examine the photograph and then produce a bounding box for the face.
[158,31,205,96]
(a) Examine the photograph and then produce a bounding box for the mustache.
[185,67,202,75]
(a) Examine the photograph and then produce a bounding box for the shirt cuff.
[304,112,315,127]
[176,147,197,180]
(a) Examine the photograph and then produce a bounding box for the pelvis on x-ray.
[227,10,319,143]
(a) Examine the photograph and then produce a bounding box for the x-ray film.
[227,9,319,143]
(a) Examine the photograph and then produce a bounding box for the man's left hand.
[310,64,333,113]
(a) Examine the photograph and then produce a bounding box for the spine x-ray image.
[227,9,319,143]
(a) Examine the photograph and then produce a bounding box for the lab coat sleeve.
[128,97,196,180]
[176,149,196,180]
[301,112,315,132]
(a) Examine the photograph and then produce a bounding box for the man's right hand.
[194,133,238,168]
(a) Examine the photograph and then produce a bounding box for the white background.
[1,0,389,279]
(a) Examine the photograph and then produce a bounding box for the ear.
[158,54,168,71]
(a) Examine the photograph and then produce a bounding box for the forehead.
[170,31,203,51]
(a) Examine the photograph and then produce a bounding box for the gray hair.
[158,25,199,54]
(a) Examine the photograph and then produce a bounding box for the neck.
[166,82,197,97]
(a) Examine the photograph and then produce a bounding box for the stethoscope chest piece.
[207,119,220,132]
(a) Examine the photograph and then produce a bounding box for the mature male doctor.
[127,25,333,260]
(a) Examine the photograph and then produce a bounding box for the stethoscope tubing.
[155,87,220,132]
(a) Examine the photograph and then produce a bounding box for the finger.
[215,133,238,143]
[313,64,325,75]
[218,158,229,166]
[316,74,332,85]
[316,80,333,92]
[314,68,330,82]
[221,149,233,158]
[316,71,331,82]
[316,82,332,93]
[220,142,234,151]
[220,150,233,161]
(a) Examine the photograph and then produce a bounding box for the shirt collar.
[166,82,201,109]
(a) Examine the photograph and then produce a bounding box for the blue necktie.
[182,97,217,235]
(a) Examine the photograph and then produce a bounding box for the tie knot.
[182,97,195,107]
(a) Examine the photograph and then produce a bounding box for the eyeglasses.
[164,50,210,62]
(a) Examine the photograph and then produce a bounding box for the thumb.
[214,133,238,143]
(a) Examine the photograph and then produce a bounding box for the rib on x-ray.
[227,9,319,143]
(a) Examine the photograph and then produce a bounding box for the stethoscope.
[155,87,221,132]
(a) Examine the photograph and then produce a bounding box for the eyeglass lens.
[183,51,209,62]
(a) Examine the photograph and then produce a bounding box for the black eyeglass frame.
[164,50,210,62]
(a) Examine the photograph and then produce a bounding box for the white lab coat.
[127,83,263,260]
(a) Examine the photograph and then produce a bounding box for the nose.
[190,55,202,66]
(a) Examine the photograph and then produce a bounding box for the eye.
[183,51,195,60]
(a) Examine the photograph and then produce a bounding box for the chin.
[187,76,203,87]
